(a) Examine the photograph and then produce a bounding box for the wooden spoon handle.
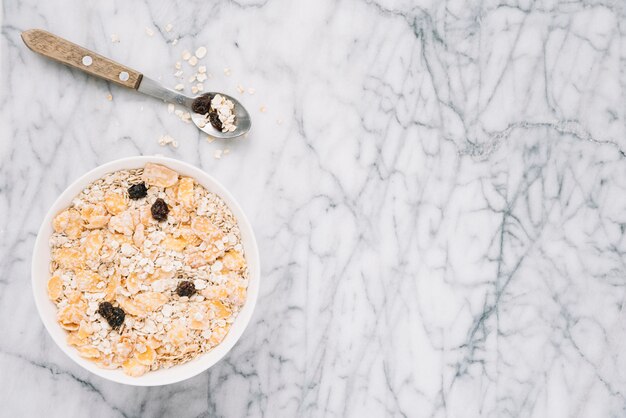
[21,29,143,89]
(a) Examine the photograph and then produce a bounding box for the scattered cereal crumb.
[223,149,230,155]
[191,86,198,94]
[223,68,231,76]
[195,46,207,59]
[198,65,206,74]
[188,56,198,66]
[158,134,179,148]
[165,23,173,32]
[145,27,154,36]
[174,84,184,91]
[174,70,183,78]
[259,106,267,113]
[111,34,120,43]
[106,94,113,101]
[206,136,215,143]
[247,88,256,95]
[197,73,207,82]
[214,149,223,159]
[175,61,182,70]
[196,83,204,92]
[172,39,178,45]
[188,74,197,83]
[167,104,175,113]
[182,50,191,61]
[237,85,245,94]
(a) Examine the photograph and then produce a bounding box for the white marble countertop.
[2,0,626,416]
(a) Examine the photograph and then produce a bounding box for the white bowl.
[31,156,260,386]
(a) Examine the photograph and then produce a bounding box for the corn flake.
[104,190,128,215]
[142,163,179,188]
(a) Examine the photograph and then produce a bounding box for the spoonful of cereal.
[21,29,251,139]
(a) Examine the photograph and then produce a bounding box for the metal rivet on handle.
[119,71,129,81]
[82,56,93,66]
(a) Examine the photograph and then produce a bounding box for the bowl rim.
[31,156,260,386]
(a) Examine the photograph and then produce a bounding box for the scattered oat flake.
[197,73,207,82]
[247,88,256,95]
[260,106,267,113]
[188,74,197,83]
[223,68,231,76]
[214,149,223,159]
[182,50,191,61]
[106,94,113,101]
[165,23,173,32]
[237,85,245,94]
[174,70,183,78]
[198,66,206,74]
[145,27,154,36]
[111,34,120,43]
[223,149,230,155]
[195,47,207,59]
[196,83,204,91]
[174,84,184,91]
[175,61,182,70]
[158,134,179,148]
[188,56,198,66]
[206,136,215,143]
[191,86,198,94]
[172,39,178,45]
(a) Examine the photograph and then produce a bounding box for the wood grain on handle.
[21,29,142,89]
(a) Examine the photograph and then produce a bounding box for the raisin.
[151,198,169,221]
[107,307,125,329]
[191,93,214,115]
[193,102,209,115]
[176,281,196,297]
[209,111,222,131]
[98,301,114,318]
[97,302,125,329]
[128,182,148,199]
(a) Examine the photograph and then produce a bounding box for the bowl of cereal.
[31,156,260,386]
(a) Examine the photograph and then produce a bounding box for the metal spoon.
[21,29,251,139]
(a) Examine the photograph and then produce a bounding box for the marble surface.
[1,0,626,416]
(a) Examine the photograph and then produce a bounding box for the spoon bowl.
[137,76,252,139]
[191,94,251,138]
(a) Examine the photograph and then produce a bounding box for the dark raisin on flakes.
[209,111,223,131]
[97,302,125,329]
[191,93,214,115]
[176,281,196,297]
[151,198,169,222]
[128,182,148,199]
